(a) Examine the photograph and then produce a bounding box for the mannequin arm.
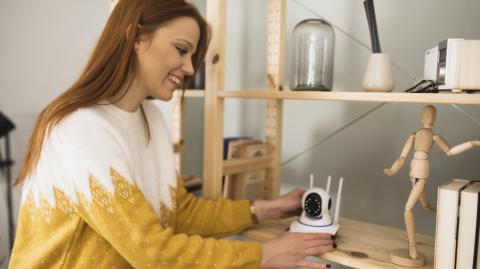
[447,139,480,156]
[384,134,415,176]
[433,134,451,153]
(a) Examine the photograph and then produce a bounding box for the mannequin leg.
[404,178,426,259]
[419,191,436,212]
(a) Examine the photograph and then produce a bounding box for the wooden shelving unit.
[218,90,480,104]
[172,1,480,268]
[181,88,480,104]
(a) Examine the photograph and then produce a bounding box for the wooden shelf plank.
[218,90,480,105]
[222,155,273,175]
[240,217,434,269]
[180,89,205,98]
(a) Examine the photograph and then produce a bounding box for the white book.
[456,181,480,269]
[434,179,470,269]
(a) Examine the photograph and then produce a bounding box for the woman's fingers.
[304,239,334,249]
[296,260,331,269]
[295,232,333,240]
[260,232,336,269]
[304,244,335,256]
[292,188,305,198]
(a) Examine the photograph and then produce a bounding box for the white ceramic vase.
[362,53,395,92]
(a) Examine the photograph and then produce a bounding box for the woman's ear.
[125,24,142,53]
[134,40,141,53]
[125,24,136,40]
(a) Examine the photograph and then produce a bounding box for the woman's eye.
[176,47,187,56]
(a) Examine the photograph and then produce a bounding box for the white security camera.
[289,175,343,235]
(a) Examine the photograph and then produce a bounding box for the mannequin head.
[421,105,437,127]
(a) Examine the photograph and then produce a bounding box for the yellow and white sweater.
[9,100,261,269]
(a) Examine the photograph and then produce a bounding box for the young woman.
[9,1,335,268]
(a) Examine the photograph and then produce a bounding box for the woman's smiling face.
[134,16,200,101]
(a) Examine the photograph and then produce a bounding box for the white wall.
[0,0,110,266]
[0,0,479,268]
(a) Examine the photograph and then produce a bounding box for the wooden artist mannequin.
[383,105,480,266]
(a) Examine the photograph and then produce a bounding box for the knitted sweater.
[9,100,262,269]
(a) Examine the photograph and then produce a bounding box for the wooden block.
[389,249,426,268]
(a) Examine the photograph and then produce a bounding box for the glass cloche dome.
[290,19,335,91]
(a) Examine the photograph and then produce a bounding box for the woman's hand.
[254,189,305,221]
[473,140,480,146]
[260,232,335,269]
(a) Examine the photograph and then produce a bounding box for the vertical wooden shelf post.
[202,0,226,199]
[172,92,186,173]
[264,0,286,199]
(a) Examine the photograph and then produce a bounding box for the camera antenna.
[326,175,332,194]
[334,177,344,224]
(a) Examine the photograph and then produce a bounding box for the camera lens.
[305,193,322,218]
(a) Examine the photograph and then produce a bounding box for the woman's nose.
[183,58,195,76]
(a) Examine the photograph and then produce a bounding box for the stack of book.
[435,179,480,269]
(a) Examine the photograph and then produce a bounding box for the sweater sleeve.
[175,177,256,238]
[56,114,262,269]
[75,170,262,269]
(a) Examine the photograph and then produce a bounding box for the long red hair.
[15,0,210,185]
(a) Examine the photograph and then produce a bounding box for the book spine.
[435,183,467,269]
[436,192,455,268]
[456,189,480,268]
